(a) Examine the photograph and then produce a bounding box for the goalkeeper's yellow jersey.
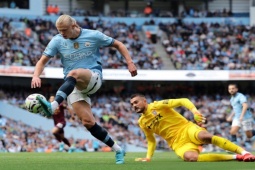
[138,98,196,158]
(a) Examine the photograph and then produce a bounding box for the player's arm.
[163,98,206,124]
[226,112,234,122]
[135,128,156,162]
[31,55,50,88]
[111,40,137,77]
[240,102,248,121]
[239,94,249,121]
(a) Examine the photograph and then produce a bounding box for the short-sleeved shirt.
[230,92,252,119]
[43,28,114,79]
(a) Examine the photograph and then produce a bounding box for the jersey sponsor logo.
[85,42,91,47]
[63,51,93,60]
[147,114,163,129]
[74,42,79,49]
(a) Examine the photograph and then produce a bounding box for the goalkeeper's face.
[130,96,147,113]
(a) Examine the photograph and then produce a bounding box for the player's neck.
[71,27,81,39]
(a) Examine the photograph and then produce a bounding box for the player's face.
[130,96,147,113]
[56,23,74,39]
[228,85,238,95]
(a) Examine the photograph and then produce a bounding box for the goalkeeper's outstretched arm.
[135,129,156,162]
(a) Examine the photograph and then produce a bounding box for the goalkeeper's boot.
[36,95,53,117]
[237,153,255,162]
[115,149,125,164]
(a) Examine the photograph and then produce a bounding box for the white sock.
[51,101,59,112]
[112,143,122,152]
[241,150,250,155]
[233,155,237,159]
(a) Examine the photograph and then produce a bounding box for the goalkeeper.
[130,93,255,162]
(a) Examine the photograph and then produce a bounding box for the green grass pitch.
[0,152,255,170]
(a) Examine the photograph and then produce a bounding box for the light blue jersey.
[43,28,114,78]
[230,92,252,119]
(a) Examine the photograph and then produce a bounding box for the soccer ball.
[25,93,46,113]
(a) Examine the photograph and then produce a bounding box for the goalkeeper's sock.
[212,135,244,154]
[197,154,234,162]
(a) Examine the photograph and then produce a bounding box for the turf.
[0,152,255,170]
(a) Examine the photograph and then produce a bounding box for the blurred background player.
[49,95,72,151]
[226,83,255,148]
[130,93,255,162]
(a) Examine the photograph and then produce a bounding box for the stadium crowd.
[160,21,255,70]
[2,16,255,70]
[0,84,255,153]
[0,17,163,70]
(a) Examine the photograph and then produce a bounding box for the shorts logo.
[74,42,79,49]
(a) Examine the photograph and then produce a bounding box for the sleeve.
[43,37,59,58]
[239,94,247,104]
[158,98,196,111]
[139,124,156,159]
[94,30,114,47]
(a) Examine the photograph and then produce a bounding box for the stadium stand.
[0,0,254,154]
[0,17,163,70]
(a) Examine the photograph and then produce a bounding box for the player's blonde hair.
[55,14,77,26]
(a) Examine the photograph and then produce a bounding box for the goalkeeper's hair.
[130,93,145,99]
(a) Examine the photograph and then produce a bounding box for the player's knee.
[81,118,95,129]
[183,152,198,162]
[51,128,58,134]
[67,70,79,79]
[198,131,213,143]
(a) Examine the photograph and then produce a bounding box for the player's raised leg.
[37,76,76,117]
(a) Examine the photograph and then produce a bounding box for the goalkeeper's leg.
[196,131,255,162]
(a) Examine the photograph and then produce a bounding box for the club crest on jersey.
[163,100,169,104]
[74,42,79,49]
[85,42,91,47]
[152,110,157,115]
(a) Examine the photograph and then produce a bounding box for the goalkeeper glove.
[192,110,206,124]
[135,158,151,162]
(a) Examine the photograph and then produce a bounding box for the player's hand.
[226,117,232,122]
[135,158,151,162]
[193,111,206,124]
[31,76,41,88]
[127,61,137,77]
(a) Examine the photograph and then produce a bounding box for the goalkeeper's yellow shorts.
[172,122,206,160]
